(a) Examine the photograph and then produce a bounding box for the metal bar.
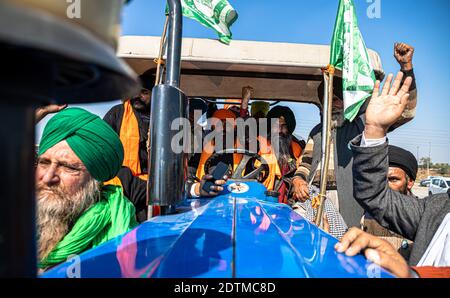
[145,68,324,82]
[315,70,334,227]
[165,0,183,87]
[0,103,36,277]
[198,98,281,107]
[181,69,324,81]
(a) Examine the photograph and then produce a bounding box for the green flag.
[330,0,376,121]
[179,0,238,44]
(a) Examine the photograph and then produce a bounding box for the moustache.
[131,97,145,104]
[36,183,66,200]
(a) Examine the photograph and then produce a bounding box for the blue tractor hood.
[42,181,392,278]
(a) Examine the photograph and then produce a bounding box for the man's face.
[332,96,344,111]
[131,88,151,112]
[36,141,99,262]
[36,141,91,197]
[388,167,414,195]
[272,116,289,136]
[331,97,345,129]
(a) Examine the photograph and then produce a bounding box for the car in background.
[429,177,450,195]
[419,176,437,187]
[420,179,431,187]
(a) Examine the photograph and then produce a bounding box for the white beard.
[36,177,100,263]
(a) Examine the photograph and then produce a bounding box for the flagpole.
[315,65,335,228]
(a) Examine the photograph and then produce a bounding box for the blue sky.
[37,0,450,163]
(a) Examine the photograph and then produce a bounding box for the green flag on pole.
[330,0,376,122]
[178,0,238,45]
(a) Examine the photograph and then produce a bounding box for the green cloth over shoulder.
[39,185,138,269]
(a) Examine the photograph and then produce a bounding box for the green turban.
[39,108,124,182]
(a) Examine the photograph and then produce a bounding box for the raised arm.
[390,42,417,130]
[351,72,425,240]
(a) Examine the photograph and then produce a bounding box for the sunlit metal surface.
[42,181,392,278]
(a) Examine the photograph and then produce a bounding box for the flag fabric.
[179,0,238,44]
[329,0,376,121]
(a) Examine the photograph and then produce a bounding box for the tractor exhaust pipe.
[147,0,187,216]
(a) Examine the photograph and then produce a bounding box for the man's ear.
[407,176,415,191]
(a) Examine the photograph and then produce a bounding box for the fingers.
[335,227,364,253]
[381,74,393,96]
[335,228,411,278]
[395,42,409,53]
[293,184,309,202]
[388,72,404,96]
[399,42,413,53]
[372,80,380,98]
[209,185,223,193]
[57,104,68,111]
[334,228,363,252]
[299,187,309,201]
[344,232,376,256]
[215,179,227,186]
[203,174,213,181]
[336,228,392,256]
[394,42,400,56]
[365,249,410,278]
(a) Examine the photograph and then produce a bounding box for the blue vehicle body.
[43,181,392,278]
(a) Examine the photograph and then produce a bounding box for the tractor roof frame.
[119,36,385,108]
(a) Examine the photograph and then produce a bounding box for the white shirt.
[417,213,450,266]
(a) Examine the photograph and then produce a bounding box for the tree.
[436,163,450,176]
[419,157,432,170]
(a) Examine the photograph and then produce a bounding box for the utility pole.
[427,142,431,177]
[416,146,419,161]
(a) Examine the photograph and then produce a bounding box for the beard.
[275,133,293,169]
[331,109,345,129]
[400,184,408,195]
[131,97,149,113]
[400,178,412,195]
[36,177,100,262]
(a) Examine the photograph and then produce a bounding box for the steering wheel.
[203,148,270,182]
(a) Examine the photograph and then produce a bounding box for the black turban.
[388,145,418,181]
[139,70,156,91]
[267,106,296,134]
[189,98,208,115]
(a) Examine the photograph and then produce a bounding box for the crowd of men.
[34,42,450,277]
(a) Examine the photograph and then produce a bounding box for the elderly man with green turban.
[36,107,137,271]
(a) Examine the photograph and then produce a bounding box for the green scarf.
[39,185,138,269]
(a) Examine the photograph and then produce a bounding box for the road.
[412,185,429,199]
